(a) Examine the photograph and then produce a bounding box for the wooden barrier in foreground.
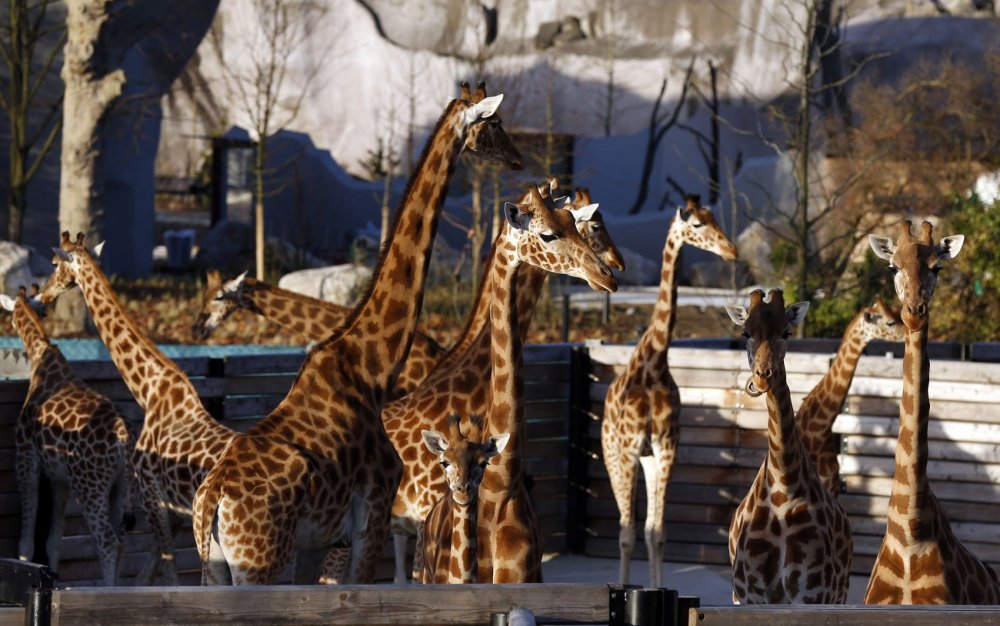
[692,605,1000,626]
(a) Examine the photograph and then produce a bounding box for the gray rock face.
[192,219,327,276]
[278,264,374,307]
[0,242,45,294]
[736,221,780,286]
[616,247,661,286]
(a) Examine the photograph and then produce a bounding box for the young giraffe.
[39,233,238,585]
[384,182,624,583]
[726,289,853,604]
[865,221,999,604]
[419,415,509,584]
[601,195,737,586]
[476,186,617,583]
[192,272,445,397]
[191,82,524,585]
[1,286,134,586]
[796,298,904,495]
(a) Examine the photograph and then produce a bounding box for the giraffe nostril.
[765,368,773,379]
[916,303,927,316]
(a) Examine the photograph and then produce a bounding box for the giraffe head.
[457,81,523,170]
[868,220,964,332]
[38,232,104,304]
[503,185,618,292]
[726,289,809,397]
[191,271,250,340]
[856,297,905,344]
[671,195,738,260]
[0,285,46,332]
[569,187,626,272]
[422,415,510,507]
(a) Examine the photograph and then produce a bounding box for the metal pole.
[562,293,570,342]
[602,291,611,325]
[490,611,509,626]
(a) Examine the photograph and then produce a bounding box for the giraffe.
[38,233,238,585]
[600,195,737,587]
[796,298,904,495]
[191,81,524,585]
[383,181,625,583]
[192,271,445,397]
[475,185,616,583]
[419,414,509,584]
[864,221,999,604]
[1,286,134,586]
[726,289,853,604]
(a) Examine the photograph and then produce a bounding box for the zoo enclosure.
[1,340,1000,586]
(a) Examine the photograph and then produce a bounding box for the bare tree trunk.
[794,2,818,336]
[469,163,484,294]
[490,166,501,247]
[706,61,721,205]
[254,140,266,280]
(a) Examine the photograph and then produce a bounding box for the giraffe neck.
[647,219,684,352]
[797,317,866,448]
[13,301,52,364]
[242,278,348,342]
[319,100,465,395]
[887,328,931,533]
[449,500,477,583]
[75,258,199,413]
[483,231,526,487]
[764,375,809,483]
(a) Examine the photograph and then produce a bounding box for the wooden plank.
[0,608,22,626]
[840,455,1000,485]
[692,605,1000,626]
[49,583,611,626]
[843,435,1000,461]
[836,414,1000,443]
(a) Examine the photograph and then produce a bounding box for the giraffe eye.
[440,460,450,468]
[888,266,899,275]
[783,329,792,339]
[692,222,705,229]
[540,232,559,243]
[741,330,750,339]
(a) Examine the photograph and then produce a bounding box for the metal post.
[561,293,570,342]
[0,559,55,626]
[210,137,228,227]
[566,346,592,554]
[609,587,685,626]
[602,291,611,325]
[490,611,509,626]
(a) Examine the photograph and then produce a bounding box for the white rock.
[0,242,35,295]
[616,247,661,286]
[278,264,375,307]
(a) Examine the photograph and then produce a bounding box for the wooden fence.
[0,344,577,587]
[4,338,1000,588]
[581,342,1000,576]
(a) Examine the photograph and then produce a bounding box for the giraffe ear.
[222,271,248,296]
[786,301,810,327]
[503,202,532,232]
[868,235,895,260]
[935,235,964,261]
[0,294,15,312]
[472,93,503,119]
[91,241,105,258]
[421,430,449,456]
[725,305,748,327]
[569,203,599,223]
[546,177,560,194]
[51,247,73,263]
[486,432,511,459]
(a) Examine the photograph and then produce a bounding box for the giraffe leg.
[411,523,426,583]
[317,547,349,584]
[15,447,40,562]
[44,482,70,574]
[392,532,411,584]
[202,525,232,586]
[643,396,678,590]
[135,475,179,586]
[606,445,638,586]
[76,478,123,586]
[293,546,330,584]
[345,488,394,584]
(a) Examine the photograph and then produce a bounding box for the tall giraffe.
[384,182,624,583]
[865,221,998,604]
[39,233,238,585]
[192,271,445,396]
[420,414,509,583]
[726,289,853,604]
[476,186,617,583]
[601,195,737,586]
[796,298,903,495]
[191,82,523,585]
[1,286,134,586]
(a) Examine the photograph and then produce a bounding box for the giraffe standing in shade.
[38,233,238,585]
[865,221,999,604]
[192,271,444,397]
[384,182,624,583]
[2,286,134,586]
[726,289,852,604]
[192,82,524,585]
[601,195,737,586]
[475,186,617,583]
[796,298,904,495]
[420,415,509,583]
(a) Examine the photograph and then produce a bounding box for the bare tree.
[223,0,327,280]
[627,59,695,215]
[677,60,722,206]
[0,0,64,242]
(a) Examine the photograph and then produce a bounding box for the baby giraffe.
[1,286,134,586]
[726,289,852,603]
[420,415,509,584]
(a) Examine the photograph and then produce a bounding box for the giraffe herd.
[3,82,996,606]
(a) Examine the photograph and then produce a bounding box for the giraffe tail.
[192,461,227,570]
